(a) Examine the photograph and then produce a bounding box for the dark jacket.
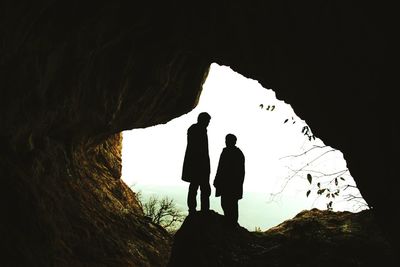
[213,146,245,199]
[181,123,210,183]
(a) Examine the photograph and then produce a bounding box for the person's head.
[197,112,211,127]
[225,134,237,147]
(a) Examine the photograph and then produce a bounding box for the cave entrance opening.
[121,63,367,231]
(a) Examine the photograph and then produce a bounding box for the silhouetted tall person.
[213,134,245,226]
[182,112,211,215]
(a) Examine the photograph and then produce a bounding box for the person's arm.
[239,150,245,185]
[213,150,225,188]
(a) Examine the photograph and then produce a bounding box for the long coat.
[181,123,210,183]
[213,146,245,199]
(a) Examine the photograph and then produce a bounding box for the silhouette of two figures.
[182,112,245,226]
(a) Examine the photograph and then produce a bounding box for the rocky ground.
[168,209,396,267]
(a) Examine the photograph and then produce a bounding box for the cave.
[121,63,369,231]
[0,1,397,266]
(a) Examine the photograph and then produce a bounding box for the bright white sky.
[121,63,367,230]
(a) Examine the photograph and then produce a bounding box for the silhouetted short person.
[182,112,211,215]
[213,134,245,226]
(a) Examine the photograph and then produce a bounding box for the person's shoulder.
[224,147,238,154]
[188,123,197,132]
[235,147,244,156]
[221,147,231,156]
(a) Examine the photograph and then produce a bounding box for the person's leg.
[199,182,211,211]
[187,182,199,214]
[221,195,235,226]
[221,196,229,217]
[224,196,237,226]
[232,199,239,223]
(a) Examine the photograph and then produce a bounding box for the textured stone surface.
[0,134,171,266]
[168,209,395,267]
[0,0,398,265]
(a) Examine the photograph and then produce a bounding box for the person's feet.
[188,209,196,216]
[200,209,211,214]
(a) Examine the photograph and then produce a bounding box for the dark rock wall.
[0,133,171,266]
[0,1,211,146]
[207,1,397,246]
[1,0,397,265]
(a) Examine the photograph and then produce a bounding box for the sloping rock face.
[168,209,395,267]
[0,134,171,266]
[0,0,398,265]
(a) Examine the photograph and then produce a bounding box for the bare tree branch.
[279,145,329,160]
[272,137,369,212]
[139,194,185,233]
